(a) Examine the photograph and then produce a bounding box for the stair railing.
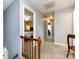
[20,36,41,59]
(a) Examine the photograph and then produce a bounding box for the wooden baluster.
[24,39,28,59]
[35,41,36,59]
[31,40,33,59]
[30,40,32,59]
[27,40,28,59]
[27,41,29,59]
[29,40,31,59]
[32,39,33,59]
[38,37,41,59]
[22,38,24,57]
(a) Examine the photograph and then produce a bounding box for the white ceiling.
[3,0,14,10]
[3,0,75,14]
[27,0,75,14]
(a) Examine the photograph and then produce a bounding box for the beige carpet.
[41,41,75,59]
[22,41,75,59]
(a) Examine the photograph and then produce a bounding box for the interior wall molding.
[54,42,67,47]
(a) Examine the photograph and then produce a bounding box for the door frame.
[23,4,36,38]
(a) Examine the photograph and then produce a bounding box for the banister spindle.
[35,41,36,59]
[37,37,42,59]
[32,39,33,59]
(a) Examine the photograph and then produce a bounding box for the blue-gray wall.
[43,20,47,40]
[23,0,44,40]
[54,5,74,45]
[3,0,20,59]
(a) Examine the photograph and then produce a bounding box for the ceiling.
[3,0,75,14]
[27,0,75,14]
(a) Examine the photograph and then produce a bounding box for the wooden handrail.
[20,35,41,59]
[20,36,38,41]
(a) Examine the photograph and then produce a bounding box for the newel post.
[38,37,42,59]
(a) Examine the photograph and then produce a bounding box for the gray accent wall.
[54,5,74,45]
[3,0,20,59]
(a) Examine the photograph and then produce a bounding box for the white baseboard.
[54,42,67,47]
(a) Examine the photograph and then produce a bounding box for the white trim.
[23,4,34,13]
[54,42,67,47]
[23,4,36,38]
[19,0,23,58]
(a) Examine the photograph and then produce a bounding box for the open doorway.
[47,23,52,37]
[46,18,54,42]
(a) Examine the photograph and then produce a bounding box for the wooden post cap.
[38,36,42,45]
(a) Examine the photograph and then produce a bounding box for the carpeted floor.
[41,41,75,59]
[22,41,75,59]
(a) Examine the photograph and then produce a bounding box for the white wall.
[23,0,44,40]
[54,5,74,45]
[73,10,75,34]
[3,0,20,59]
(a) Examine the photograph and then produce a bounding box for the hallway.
[41,41,75,59]
[3,0,75,59]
